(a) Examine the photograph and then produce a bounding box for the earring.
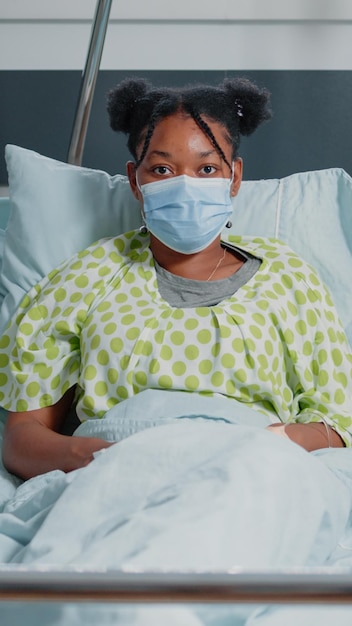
[139,225,148,234]
[225,220,232,229]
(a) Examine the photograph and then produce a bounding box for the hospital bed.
[1,1,352,624]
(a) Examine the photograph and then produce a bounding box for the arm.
[262,251,352,451]
[267,422,345,451]
[2,387,112,480]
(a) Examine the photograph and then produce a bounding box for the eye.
[200,165,217,176]
[153,165,172,176]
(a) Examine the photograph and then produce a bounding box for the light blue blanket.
[1,390,352,625]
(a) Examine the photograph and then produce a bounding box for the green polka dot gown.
[1,230,352,445]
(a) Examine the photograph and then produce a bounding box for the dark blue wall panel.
[1,70,352,185]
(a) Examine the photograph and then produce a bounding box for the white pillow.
[3,144,352,347]
[0,199,12,308]
[2,145,141,331]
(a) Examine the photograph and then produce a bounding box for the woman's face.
[127,112,242,202]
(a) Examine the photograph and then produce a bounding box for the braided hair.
[107,77,272,169]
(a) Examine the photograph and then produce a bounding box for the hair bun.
[107,78,151,133]
[222,77,272,136]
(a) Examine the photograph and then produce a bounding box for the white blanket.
[1,390,352,625]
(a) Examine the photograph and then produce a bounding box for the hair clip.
[235,100,244,118]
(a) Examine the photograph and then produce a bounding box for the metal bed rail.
[67,0,113,166]
[1,570,352,604]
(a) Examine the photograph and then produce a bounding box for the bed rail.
[67,0,113,166]
[1,570,352,604]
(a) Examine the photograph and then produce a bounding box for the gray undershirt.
[154,244,261,307]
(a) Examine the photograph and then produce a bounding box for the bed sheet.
[0,409,21,508]
[0,390,352,625]
[1,601,352,626]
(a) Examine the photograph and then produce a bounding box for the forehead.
[143,112,231,156]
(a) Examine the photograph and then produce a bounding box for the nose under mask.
[137,174,234,254]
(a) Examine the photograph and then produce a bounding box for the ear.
[230,158,243,197]
[126,161,142,201]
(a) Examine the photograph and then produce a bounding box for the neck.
[150,235,239,281]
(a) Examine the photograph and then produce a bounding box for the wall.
[2,1,352,71]
[1,1,352,184]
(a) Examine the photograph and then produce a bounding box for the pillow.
[0,198,12,231]
[2,144,352,348]
[0,228,6,305]
[2,145,142,332]
[0,198,12,312]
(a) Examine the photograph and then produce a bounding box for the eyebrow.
[146,150,172,159]
[199,149,217,158]
[146,149,218,159]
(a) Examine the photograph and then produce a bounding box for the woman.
[0,76,351,480]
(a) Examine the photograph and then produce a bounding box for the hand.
[2,390,115,480]
[69,436,114,470]
[266,422,345,451]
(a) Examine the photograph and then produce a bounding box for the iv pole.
[67,0,113,165]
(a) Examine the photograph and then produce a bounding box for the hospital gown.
[0,230,351,445]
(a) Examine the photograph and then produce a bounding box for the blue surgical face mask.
[137,174,234,254]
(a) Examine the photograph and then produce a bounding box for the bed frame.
[1,0,352,613]
[1,569,352,605]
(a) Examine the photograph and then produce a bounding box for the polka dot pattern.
[0,231,352,446]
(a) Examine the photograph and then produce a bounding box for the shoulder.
[58,229,149,268]
[226,235,319,274]
[9,230,150,326]
[40,229,148,286]
[225,234,330,301]
[225,234,302,261]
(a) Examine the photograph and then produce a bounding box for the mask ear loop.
[135,171,149,234]
[226,162,235,229]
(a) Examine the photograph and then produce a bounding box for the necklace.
[206,247,227,281]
